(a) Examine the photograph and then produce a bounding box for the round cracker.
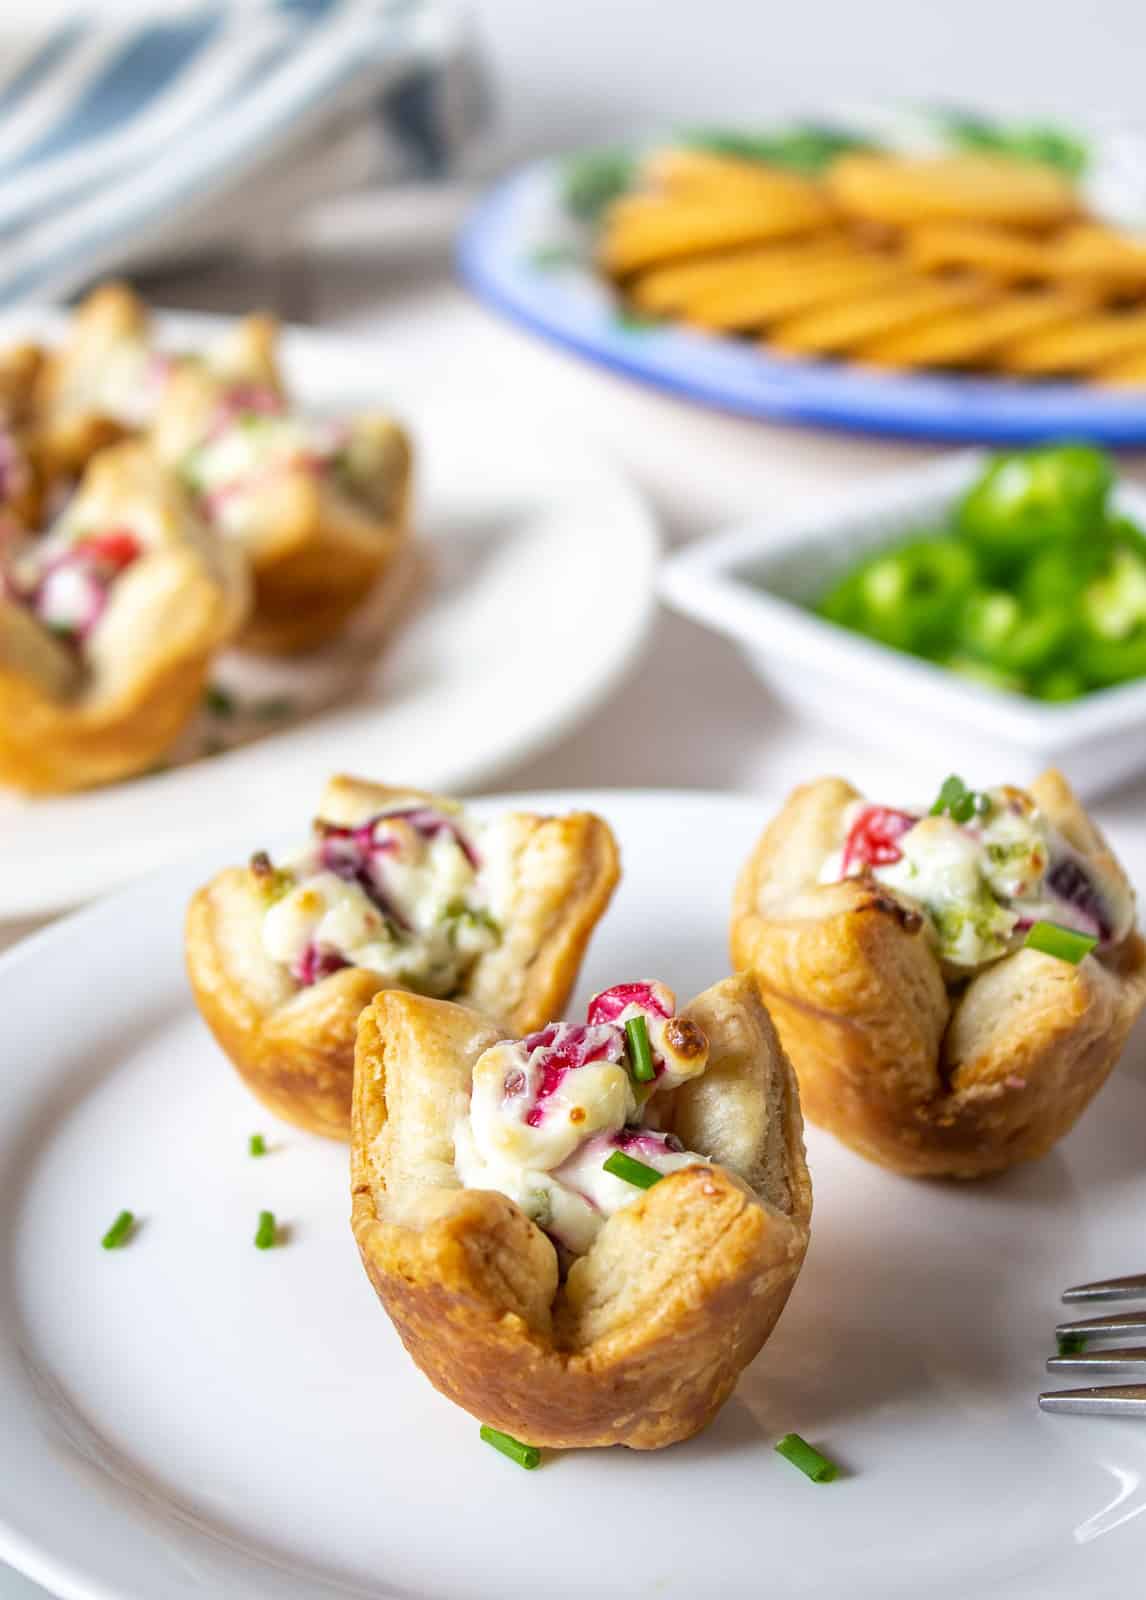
[904,221,1059,282]
[682,252,910,332]
[1000,307,1146,375]
[857,289,1093,369]
[828,152,1078,228]
[643,146,828,201]
[1049,223,1146,291]
[599,191,835,275]
[767,276,998,356]
[1093,347,1146,385]
[629,235,852,315]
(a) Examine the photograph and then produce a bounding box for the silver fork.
[1040,1273,1146,1417]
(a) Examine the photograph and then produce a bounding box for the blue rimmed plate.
[460,113,1146,445]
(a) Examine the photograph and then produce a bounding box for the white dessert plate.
[1,789,1145,1600]
[0,311,658,921]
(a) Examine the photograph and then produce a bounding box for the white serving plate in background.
[0,312,659,921]
[1,789,1146,1600]
[660,453,1146,798]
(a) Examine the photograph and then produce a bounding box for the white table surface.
[4,195,1146,1595]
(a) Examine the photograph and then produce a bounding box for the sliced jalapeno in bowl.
[1032,666,1087,702]
[959,589,1074,675]
[956,444,1113,579]
[809,443,1146,702]
[819,536,974,657]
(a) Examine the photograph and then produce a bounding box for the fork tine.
[1039,1384,1146,1417]
[1055,1311,1146,1339]
[1048,1347,1146,1375]
[1062,1273,1146,1303]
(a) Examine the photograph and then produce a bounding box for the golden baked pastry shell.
[236,426,413,655]
[730,771,1146,1178]
[185,779,621,1138]
[350,975,812,1449]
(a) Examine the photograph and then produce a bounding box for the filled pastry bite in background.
[33,283,154,481]
[151,316,412,655]
[186,776,620,1139]
[0,442,248,793]
[0,342,45,525]
[32,283,285,489]
[350,972,811,1450]
[732,768,1146,1178]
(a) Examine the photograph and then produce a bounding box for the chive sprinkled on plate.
[253,695,296,721]
[480,1424,541,1470]
[203,684,236,718]
[1024,921,1098,964]
[775,1432,838,1483]
[625,1014,656,1083]
[1057,1332,1087,1356]
[603,1149,663,1189]
[254,1210,277,1249]
[101,1210,135,1250]
[249,1133,267,1157]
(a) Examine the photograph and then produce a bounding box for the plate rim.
[0,312,660,921]
[1,783,1144,1600]
[0,786,761,1600]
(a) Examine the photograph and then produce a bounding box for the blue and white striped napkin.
[0,1,485,304]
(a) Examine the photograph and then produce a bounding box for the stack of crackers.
[598,149,1146,383]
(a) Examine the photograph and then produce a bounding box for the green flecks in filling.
[927,888,1014,964]
[250,851,295,903]
[444,901,502,946]
[524,1190,552,1229]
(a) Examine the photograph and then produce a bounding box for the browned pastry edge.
[730,769,1146,1178]
[350,974,811,1448]
[186,780,621,1138]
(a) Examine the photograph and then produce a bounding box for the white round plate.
[2,789,1146,1600]
[0,312,658,921]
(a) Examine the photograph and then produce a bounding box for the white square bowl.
[660,451,1146,799]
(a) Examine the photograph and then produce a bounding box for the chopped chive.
[203,684,236,718]
[775,1432,838,1483]
[253,695,296,722]
[930,774,967,817]
[930,773,990,825]
[480,1424,541,1470]
[1024,921,1098,964]
[101,1210,135,1250]
[603,1149,663,1189]
[1058,1333,1087,1356]
[254,1210,277,1249]
[249,1133,267,1157]
[625,1014,656,1083]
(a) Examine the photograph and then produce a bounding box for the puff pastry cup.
[32,283,293,487]
[186,776,620,1140]
[350,972,812,1450]
[151,316,412,655]
[731,769,1146,1179]
[33,283,162,481]
[0,442,248,793]
[0,341,45,524]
